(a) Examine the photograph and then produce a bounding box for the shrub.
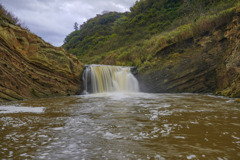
[0,4,19,25]
[0,4,30,31]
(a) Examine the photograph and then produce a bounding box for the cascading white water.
[83,65,139,94]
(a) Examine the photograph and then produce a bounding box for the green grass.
[63,0,239,67]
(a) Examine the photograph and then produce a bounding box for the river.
[0,92,239,159]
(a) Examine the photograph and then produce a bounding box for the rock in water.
[0,20,83,102]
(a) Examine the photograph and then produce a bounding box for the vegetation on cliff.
[63,12,127,56]
[0,4,29,31]
[0,4,83,102]
[63,0,238,66]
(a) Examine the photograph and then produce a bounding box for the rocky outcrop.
[0,21,83,102]
[216,8,240,97]
[137,37,219,93]
[138,8,240,97]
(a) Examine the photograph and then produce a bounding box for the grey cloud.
[1,0,136,46]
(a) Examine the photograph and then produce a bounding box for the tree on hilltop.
[74,22,79,31]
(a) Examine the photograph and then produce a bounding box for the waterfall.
[83,65,139,94]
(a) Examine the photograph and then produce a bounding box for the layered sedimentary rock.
[0,21,83,102]
[138,8,240,97]
[138,37,218,93]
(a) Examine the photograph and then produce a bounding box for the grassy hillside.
[63,0,239,66]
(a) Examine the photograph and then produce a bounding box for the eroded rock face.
[0,21,83,102]
[138,8,240,97]
[137,37,219,93]
[216,9,240,97]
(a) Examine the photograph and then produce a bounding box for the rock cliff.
[216,8,240,97]
[0,20,83,102]
[138,8,240,98]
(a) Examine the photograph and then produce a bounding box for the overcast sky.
[1,0,137,46]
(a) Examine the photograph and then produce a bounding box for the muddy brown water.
[0,93,239,159]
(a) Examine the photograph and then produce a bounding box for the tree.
[102,10,110,14]
[74,22,78,31]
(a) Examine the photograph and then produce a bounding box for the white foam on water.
[103,132,123,140]
[187,155,197,159]
[82,92,158,100]
[0,105,45,114]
